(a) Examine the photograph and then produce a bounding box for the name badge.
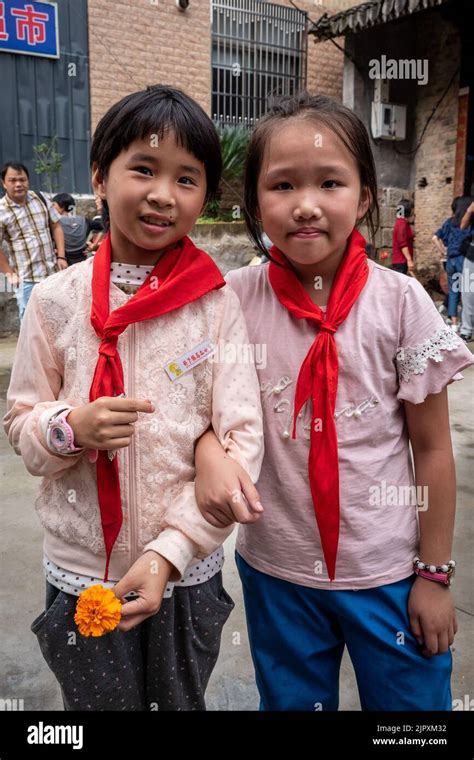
[164,339,215,381]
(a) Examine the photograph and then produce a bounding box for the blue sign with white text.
[0,0,59,58]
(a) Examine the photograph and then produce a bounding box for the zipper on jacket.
[128,322,138,565]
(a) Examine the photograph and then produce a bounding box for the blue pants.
[15,280,36,321]
[446,255,464,318]
[236,553,452,711]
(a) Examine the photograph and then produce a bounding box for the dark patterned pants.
[31,573,234,711]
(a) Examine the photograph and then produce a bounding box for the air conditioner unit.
[371,102,406,141]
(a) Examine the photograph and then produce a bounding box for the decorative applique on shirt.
[260,376,293,398]
[262,376,379,440]
[334,396,379,420]
[396,326,460,382]
[261,376,310,439]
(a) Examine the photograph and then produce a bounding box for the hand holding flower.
[113,551,174,632]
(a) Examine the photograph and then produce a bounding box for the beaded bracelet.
[413,556,456,586]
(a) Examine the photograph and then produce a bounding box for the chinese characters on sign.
[0,1,59,58]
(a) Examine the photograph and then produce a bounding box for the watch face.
[52,424,68,450]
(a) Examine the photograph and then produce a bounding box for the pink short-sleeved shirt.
[226,260,474,590]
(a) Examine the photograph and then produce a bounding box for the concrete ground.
[0,333,472,711]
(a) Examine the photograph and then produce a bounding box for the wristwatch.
[47,409,84,455]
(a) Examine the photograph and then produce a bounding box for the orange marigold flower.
[74,584,122,637]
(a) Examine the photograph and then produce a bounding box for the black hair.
[451,195,461,215]
[452,195,472,228]
[90,85,222,229]
[1,161,29,181]
[398,198,414,219]
[52,193,75,212]
[243,91,380,260]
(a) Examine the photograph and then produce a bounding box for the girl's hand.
[114,551,173,631]
[408,576,457,657]
[67,396,154,450]
[195,432,264,527]
[195,458,264,527]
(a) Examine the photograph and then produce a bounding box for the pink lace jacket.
[4,258,264,582]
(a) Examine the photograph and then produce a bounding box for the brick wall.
[88,0,212,131]
[413,11,461,267]
[87,1,463,266]
[307,0,372,99]
[87,0,359,135]
[270,0,345,100]
[311,5,464,274]
[260,0,371,100]
[86,0,367,216]
[358,186,414,253]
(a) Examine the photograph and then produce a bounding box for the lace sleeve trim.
[396,326,460,382]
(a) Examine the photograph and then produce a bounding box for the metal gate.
[0,0,90,193]
[212,0,307,128]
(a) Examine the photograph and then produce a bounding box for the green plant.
[217,124,250,182]
[204,198,221,218]
[33,135,63,193]
[204,124,250,219]
[197,208,239,224]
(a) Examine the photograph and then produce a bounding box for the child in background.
[85,194,106,254]
[52,193,104,266]
[194,92,474,711]
[432,197,461,320]
[459,199,474,341]
[432,196,472,333]
[4,85,263,711]
[391,198,415,275]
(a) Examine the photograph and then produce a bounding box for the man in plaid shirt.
[0,161,67,320]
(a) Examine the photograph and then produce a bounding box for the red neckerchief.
[268,228,369,579]
[90,232,225,580]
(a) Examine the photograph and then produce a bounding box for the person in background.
[52,193,104,266]
[432,199,461,319]
[432,196,472,334]
[0,161,66,319]
[391,198,415,275]
[85,195,106,254]
[459,198,474,341]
